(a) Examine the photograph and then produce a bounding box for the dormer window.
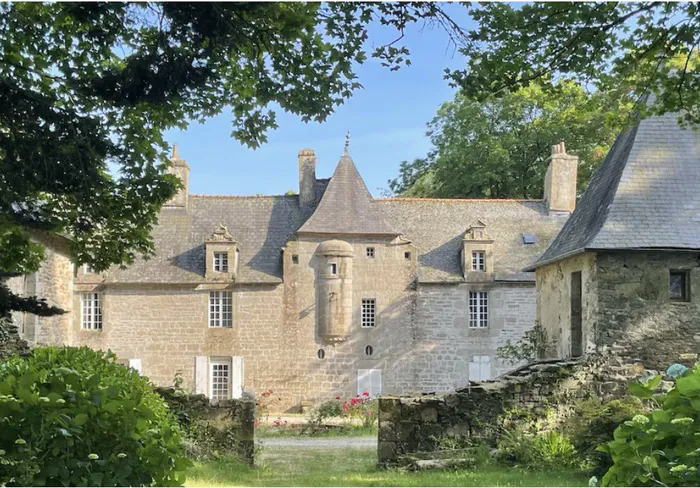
[472,251,485,271]
[213,252,228,272]
[205,224,238,281]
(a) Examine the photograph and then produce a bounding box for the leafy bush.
[497,321,547,365]
[600,364,700,486]
[498,427,578,469]
[341,392,378,428]
[0,346,189,486]
[564,395,644,475]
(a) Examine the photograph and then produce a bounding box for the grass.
[186,446,590,487]
[256,424,377,437]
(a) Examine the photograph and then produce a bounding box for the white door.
[468,355,492,381]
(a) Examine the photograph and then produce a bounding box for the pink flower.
[365,412,371,417]
[335,396,341,400]
[363,391,370,397]
[351,398,358,405]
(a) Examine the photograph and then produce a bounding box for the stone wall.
[595,251,700,370]
[536,252,597,358]
[378,357,632,465]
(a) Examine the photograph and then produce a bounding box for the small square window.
[366,247,375,258]
[213,252,228,272]
[670,270,690,302]
[330,263,337,275]
[292,255,299,264]
[404,251,411,260]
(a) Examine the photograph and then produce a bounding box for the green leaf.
[629,381,654,399]
[72,413,89,426]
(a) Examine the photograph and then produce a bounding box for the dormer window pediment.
[461,220,495,279]
[464,220,493,242]
[205,224,238,281]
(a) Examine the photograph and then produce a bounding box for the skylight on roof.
[522,233,537,245]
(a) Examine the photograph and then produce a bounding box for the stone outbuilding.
[525,111,700,370]
[10,141,578,410]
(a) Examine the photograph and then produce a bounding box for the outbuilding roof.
[526,111,700,271]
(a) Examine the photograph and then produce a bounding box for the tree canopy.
[449,2,700,121]
[389,80,629,199]
[0,2,465,317]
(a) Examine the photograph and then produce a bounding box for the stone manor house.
[9,142,579,410]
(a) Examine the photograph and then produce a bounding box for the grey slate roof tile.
[528,111,700,270]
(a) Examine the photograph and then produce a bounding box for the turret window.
[213,252,229,272]
[361,299,376,328]
[366,247,375,258]
[472,251,485,271]
[330,263,337,275]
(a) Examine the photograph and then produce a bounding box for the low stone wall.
[156,388,256,466]
[0,319,30,360]
[378,356,645,465]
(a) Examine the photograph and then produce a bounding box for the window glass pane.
[670,271,689,301]
[361,299,376,327]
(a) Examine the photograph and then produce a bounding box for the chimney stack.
[543,141,578,213]
[298,148,317,207]
[164,144,190,209]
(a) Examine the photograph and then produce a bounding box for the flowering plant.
[600,362,700,486]
[340,392,377,428]
[255,388,278,426]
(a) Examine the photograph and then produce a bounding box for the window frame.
[670,270,691,302]
[213,251,229,272]
[209,358,232,402]
[366,247,375,258]
[468,290,488,328]
[80,292,103,330]
[361,298,376,328]
[471,250,486,271]
[208,291,233,327]
[330,263,338,275]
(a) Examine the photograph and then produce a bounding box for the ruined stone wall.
[411,283,537,391]
[595,251,700,370]
[535,252,597,358]
[378,357,625,465]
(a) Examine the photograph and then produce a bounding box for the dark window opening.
[365,345,374,356]
[317,349,325,359]
[330,263,337,274]
[366,247,375,258]
[404,252,411,260]
[292,255,299,264]
[670,270,690,302]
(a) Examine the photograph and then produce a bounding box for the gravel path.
[259,435,377,449]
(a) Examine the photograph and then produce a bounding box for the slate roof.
[527,111,700,270]
[297,152,398,236]
[380,199,568,282]
[107,195,305,284]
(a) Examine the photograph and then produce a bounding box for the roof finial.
[171,143,179,159]
[344,131,350,154]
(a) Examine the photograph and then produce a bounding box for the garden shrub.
[600,363,700,486]
[497,426,579,469]
[564,395,644,475]
[0,346,189,486]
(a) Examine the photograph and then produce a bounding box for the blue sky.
[164,5,474,197]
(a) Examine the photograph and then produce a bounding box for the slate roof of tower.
[297,152,398,236]
[526,111,700,271]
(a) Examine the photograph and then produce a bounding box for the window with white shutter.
[128,358,142,374]
[468,355,491,382]
[210,358,231,402]
[357,369,382,397]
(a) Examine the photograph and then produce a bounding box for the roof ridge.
[190,194,296,199]
[378,197,544,203]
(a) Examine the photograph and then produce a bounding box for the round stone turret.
[314,240,354,343]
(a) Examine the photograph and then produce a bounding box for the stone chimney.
[298,148,317,207]
[164,144,190,208]
[543,141,578,213]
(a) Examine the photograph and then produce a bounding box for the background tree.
[0,2,465,318]
[389,80,629,198]
[449,2,700,122]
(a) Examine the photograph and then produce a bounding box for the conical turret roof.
[527,110,700,270]
[298,151,398,236]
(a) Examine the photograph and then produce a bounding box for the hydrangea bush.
[600,363,700,486]
[0,347,189,486]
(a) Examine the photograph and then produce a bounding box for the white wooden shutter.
[231,356,243,399]
[370,369,382,397]
[195,356,208,395]
[128,358,142,374]
[357,369,371,396]
[469,359,481,382]
[480,355,492,381]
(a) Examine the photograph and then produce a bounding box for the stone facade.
[9,145,576,411]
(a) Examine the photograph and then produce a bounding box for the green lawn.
[186,446,589,487]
